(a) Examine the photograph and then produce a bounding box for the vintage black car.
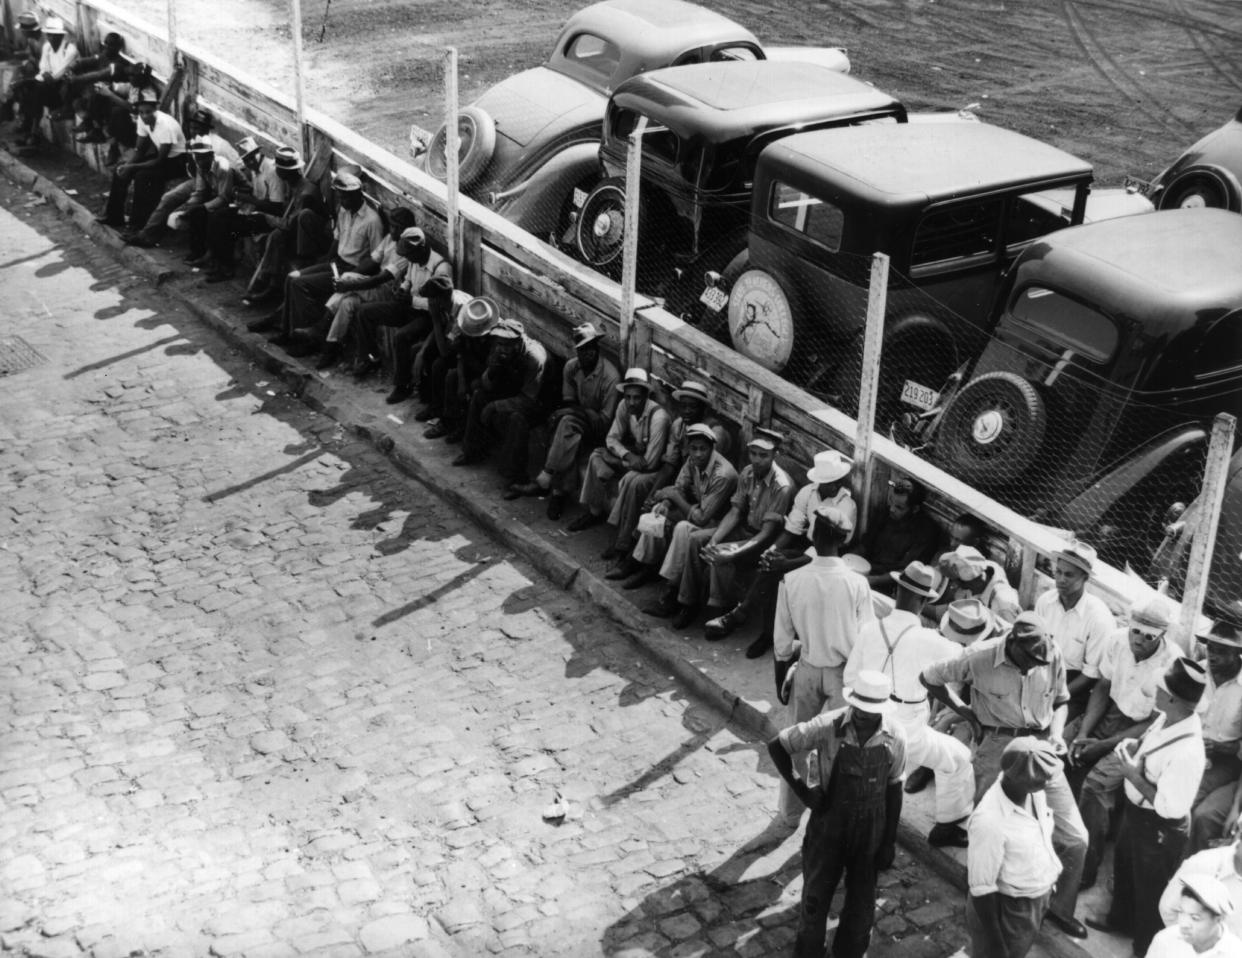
[930,208,1242,572]
[412,0,848,244]
[1140,104,1242,212]
[572,60,906,286]
[694,121,1150,414]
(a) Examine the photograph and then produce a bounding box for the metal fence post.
[1177,412,1237,652]
[443,47,460,280]
[853,251,889,537]
[166,0,177,67]
[289,0,308,157]
[619,116,647,369]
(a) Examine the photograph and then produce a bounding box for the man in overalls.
[768,669,907,958]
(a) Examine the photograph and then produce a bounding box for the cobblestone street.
[0,175,976,957]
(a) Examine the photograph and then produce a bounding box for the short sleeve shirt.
[335,203,384,268]
[674,450,738,528]
[921,635,1069,730]
[1199,675,1242,746]
[730,463,795,534]
[137,110,186,157]
[785,484,857,542]
[779,706,907,789]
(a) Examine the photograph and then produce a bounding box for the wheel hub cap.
[972,410,1005,445]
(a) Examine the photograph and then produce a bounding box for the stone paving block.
[358,914,430,952]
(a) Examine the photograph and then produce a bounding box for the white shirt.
[205,132,241,169]
[1124,712,1206,818]
[1200,675,1242,746]
[1035,588,1116,677]
[845,609,962,705]
[1147,925,1242,958]
[137,110,186,157]
[968,779,1061,898]
[784,484,856,544]
[774,555,874,668]
[1099,629,1180,721]
[1159,846,1242,941]
[38,39,78,80]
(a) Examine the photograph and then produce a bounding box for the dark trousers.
[795,801,884,958]
[16,78,61,133]
[207,209,272,268]
[463,391,542,483]
[281,261,349,336]
[103,155,184,230]
[438,359,486,432]
[967,891,1050,958]
[1108,801,1189,957]
[353,303,430,389]
[181,205,209,259]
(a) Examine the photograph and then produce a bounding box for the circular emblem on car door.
[726,270,795,371]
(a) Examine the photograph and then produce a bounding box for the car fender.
[1054,424,1209,530]
[491,142,603,236]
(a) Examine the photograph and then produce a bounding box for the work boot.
[566,510,603,532]
[246,311,280,333]
[745,633,773,659]
[622,565,660,591]
[386,384,414,404]
[670,603,701,631]
[605,557,640,581]
[642,590,679,618]
[316,343,342,370]
[704,605,746,640]
[546,493,566,521]
[927,820,969,848]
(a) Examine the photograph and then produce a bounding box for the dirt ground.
[120,0,1242,186]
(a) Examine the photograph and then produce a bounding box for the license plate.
[699,286,729,312]
[573,187,588,208]
[1123,174,1153,196]
[900,379,939,411]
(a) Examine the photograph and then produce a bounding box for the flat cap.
[1000,738,1060,791]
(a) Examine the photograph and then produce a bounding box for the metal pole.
[289,0,308,157]
[1177,412,1237,653]
[619,116,647,368]
[853,251,890,537]
[166,0,177,66]
[444,47,460,279]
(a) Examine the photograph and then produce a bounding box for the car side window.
[564,33,622,85]
[710,44,760,62]
[769,181,844,252]
[1005,193,1072,252]
[911,200,1002,272]
[1007,285,1118,364]
[1193,314,1242,380]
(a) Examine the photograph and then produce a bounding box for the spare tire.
[1158,165,1242,212]
[574,177,629,274]
[425,106,496,190]
[937,372,1047,485]
[726,269,795,371]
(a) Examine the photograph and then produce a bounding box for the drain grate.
[0,336,47,377]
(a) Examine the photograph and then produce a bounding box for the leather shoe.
[704,606,746,640]
[600,544,624,561]
[546,493,566,521]
[566,511,603,532]
[123,232,155,248]
[246,313,279,333]
[642,592,679,618]
[605,558,639,581]
[745,634,773,659]
[424,423,450,440]
[622,566,659,591]
[926,821,969,848]
[670,604,700,631]
[413,405,440,423]
[904,766,934,794]
[1045,913,1089,940]
[386,385,414,405]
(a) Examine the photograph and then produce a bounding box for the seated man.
[505,323,620,516]
[423,296,500,443]
[66,31,126,139]
[858,476,940,592]
[200,137,291,282]
[265,171,384,349]
[452,318,548,488]
[927,543,1022,627]
[1188,623,1242,854]
[1071,595,1179,888]
[604,379,726,565]
[352,227,452,403]
[167,136,237,264]
[287,206,419,367]
[643,428,794,632]
[13,16,77,150]
[574,369,670,527]
[703,447,855,658]
[78,61,152,153]
[243,147,330,305]
[98,90,187,234]
[614,423,737,587]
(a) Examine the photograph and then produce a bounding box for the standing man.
[845,560,975,847]
[1071,594,1180,888]
[921,612,1090,939]
[1034,540,1116,722]
[967,738,1064,958]
[703,447,854,658]
[1086,657,1207,957]
[1148,875,1242,958]
[575,369,670,526]
[1189,623,1242,854]
[768,670,906,958]
[772,504,874,827]
[506,323,620,514]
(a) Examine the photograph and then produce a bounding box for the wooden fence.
[15,0,1204,623]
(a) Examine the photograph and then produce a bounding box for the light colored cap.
[398,226,426,245]
[187,136,214,155]
[331,171,363,192]
[684,423,718,445]
[489,318,524,341]
[747,426,784,452]
[1181,873,1236,917]
[941,544,988,581]
[813,503,853,537]
[806,448,852,484]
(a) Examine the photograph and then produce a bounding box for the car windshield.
[563,32,622,87]
[1007,285,1119,364]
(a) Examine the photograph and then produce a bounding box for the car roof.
[560,0,757,58]
[765,123,1093,202]
[610,62,902,144]
[1013,209,1242,329]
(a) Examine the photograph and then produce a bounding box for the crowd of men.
[7,22,1242,958]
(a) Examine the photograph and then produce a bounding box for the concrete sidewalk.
[0,139,1114,958]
